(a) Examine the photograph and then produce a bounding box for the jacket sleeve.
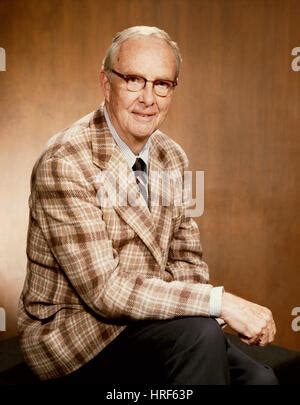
[32,156,213,321]
[166,213,211,285]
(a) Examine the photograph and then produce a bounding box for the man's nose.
[139,82,155,106]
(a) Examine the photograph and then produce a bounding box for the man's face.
[101,36,177,149]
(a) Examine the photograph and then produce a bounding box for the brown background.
[0,0,299,350]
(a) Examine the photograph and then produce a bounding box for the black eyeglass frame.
[110,69,178,97]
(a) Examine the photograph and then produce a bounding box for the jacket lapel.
[91,107,164,266]
[148,133,178,251]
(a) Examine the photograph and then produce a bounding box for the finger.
[265,322,276,344]
[241,334,261,346]
[258,337,269,347]
[238,334,253,345]
[249,337,261,345]
[240,337,252,345]
[271,321,276,341]
[259,328,272,346]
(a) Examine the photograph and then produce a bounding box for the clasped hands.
[220,292,276,347]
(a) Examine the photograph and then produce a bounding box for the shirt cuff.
[209,286,224,317]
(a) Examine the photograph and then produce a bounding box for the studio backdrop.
[0,0,299,351]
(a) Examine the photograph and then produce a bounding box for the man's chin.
[131,131,153,140]
[130,124,157,138]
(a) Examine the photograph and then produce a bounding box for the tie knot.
[132,157,147,173]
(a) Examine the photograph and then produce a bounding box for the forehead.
[115,36,177,79]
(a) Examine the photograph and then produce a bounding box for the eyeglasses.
[111,69,177,97]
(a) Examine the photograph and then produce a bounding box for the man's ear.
[100,70,111,102]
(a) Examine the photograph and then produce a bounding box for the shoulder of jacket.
[31,109,103,184]
[43,110,97,159]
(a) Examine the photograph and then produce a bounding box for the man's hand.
[220,292,276,346]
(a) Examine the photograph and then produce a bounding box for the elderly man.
[18,26,278,384]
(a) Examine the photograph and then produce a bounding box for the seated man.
[18,26,278,385]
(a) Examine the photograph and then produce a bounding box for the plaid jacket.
[18,106,212,380]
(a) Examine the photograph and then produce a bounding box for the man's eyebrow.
[124,71,175,81]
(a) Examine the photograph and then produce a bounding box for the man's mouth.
[131,111,156,121]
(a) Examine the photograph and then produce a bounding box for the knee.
[168,317,229,384]
[173,317,227,352]
[195,317,227,348]
[247,365,279,385]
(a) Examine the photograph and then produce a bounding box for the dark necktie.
[132,157,148,204]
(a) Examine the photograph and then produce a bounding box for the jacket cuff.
[209,286,224,317]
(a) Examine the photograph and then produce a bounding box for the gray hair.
[102,26,182,79]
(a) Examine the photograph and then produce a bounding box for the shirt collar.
[103,104,150,169]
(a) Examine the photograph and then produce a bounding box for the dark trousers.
[50,317,278,385]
